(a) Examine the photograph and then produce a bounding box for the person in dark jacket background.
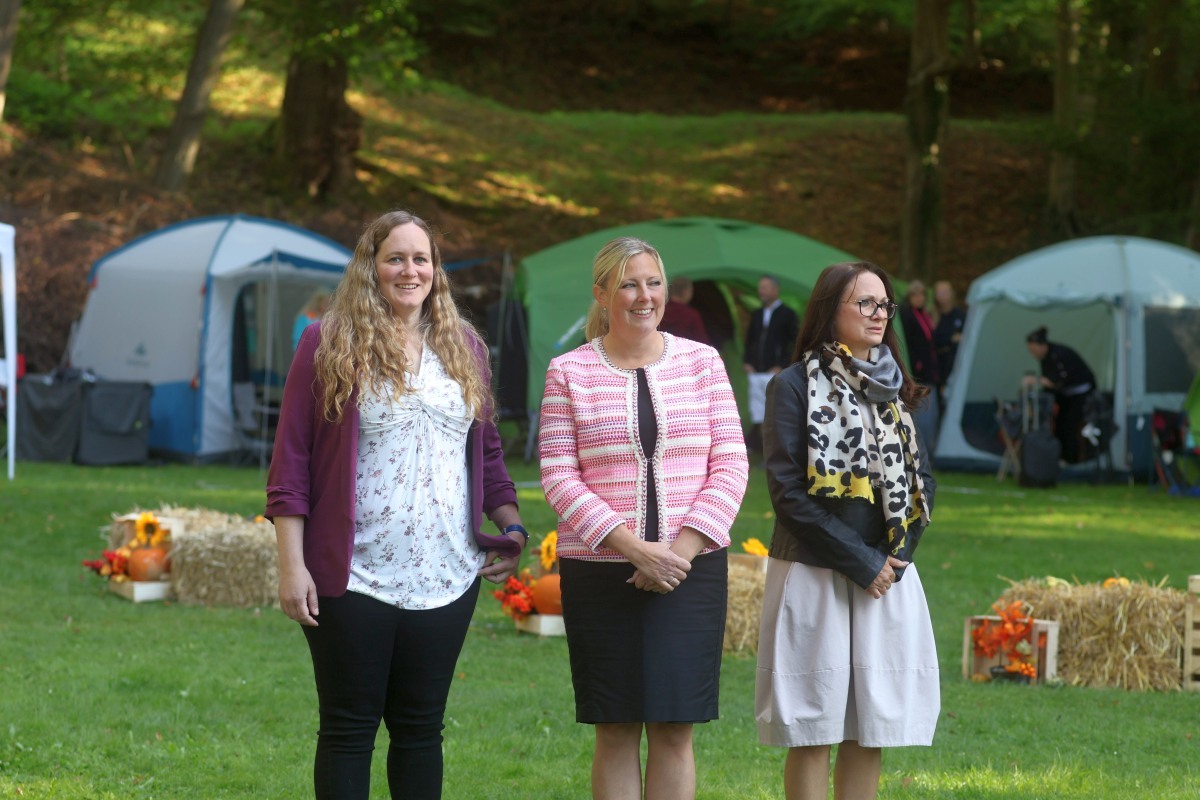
[755,261,938,800]
[1023,326,1097,464]
[658,275,709,344]
[898,279,940,451]
[742,275,799,453]
[931,280,966,397]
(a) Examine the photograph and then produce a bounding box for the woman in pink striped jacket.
[540,237,748,800]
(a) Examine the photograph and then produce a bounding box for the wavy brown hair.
[584,237,667,340]
[313,210,491,422]
[792,261,929,409]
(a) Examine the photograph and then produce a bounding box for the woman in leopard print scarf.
[755,261,940,800]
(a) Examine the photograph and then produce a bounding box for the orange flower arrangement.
[83,511,172,583]
[493,569,537,621]
[82,548,132,582]
[972,600,1044,680]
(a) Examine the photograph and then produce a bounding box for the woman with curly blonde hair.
[267,210,530,800]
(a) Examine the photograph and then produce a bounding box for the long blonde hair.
[584,237,667,340]
[314,210,492,422]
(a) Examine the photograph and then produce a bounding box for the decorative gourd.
[128,547,169,582]
[531,573,562,615]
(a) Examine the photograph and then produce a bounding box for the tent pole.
[261,253,278,472]
[495,251,511,363]
[1,223,17,480]
[1119,241,1133,477]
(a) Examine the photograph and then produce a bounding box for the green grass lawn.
[1,460,1198,798]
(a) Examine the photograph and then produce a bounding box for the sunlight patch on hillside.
[212,68,284,117]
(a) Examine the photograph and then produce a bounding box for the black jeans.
[1056,392,1088,463]
[301,581,480,800]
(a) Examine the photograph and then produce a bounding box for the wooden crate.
[515,613,565,637]
[962,615,1059,684]
[1185,575,1200,692]
[109,579,172,603]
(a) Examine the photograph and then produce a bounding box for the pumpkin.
[128,547,169,582]
[531,573,563,615]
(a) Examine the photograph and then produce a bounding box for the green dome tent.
[507,217,860,439]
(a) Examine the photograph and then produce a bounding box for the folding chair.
[1150,408,1200,496]
[1081,390,1118,482]
[995,386,1056,482]
[232,381,275,468]
[995,397,1022,481]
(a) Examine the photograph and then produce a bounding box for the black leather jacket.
[762,362,936,589]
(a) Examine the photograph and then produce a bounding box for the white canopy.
[936,235,1200,474]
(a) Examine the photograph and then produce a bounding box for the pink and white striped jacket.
[539,333,749,561]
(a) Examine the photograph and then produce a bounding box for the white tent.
[70,215,350,461]
[935,236,1200,475]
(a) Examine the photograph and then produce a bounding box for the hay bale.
[158,505,278,608]
[725,561,766,655]
[997,578,1187,691]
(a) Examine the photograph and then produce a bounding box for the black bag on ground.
[1019,430,1061,488]
[15,375,85,462]
[75,381,153,466]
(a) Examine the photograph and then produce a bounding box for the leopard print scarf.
[803,342,930,555]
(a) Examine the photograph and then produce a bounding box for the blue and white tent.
[69,215,351,461]
[935,236,1200,475]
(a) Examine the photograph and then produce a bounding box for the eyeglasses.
[846,298,897,319]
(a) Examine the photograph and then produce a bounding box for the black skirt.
[560,548,728,724]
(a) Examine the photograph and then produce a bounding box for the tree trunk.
[962,0,981,68]
[1046,0,1082,238]
[900,0,952,284]
[0,0,21,125]
[277,51,362,198]
[1186,157,1200,251]
[154,0,245,191]
[1143,0,1182,97]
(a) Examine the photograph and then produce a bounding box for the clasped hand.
[479,551,521,584]
[627,542,691,594]
[867,556,910,599]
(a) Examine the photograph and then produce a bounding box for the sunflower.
[134,512,170,547]
[539,530,557,573]
[742,537,769,557]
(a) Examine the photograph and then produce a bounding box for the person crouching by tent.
[1023,326,1097,464]
[266,210,529,799]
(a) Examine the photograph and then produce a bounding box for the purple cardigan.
[265,322,520,596]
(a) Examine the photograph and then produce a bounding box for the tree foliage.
[256,0,419,87]
[0,0,1195,237]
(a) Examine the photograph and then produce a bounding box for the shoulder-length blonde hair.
[584,237,667,340]
[314,210,492,422]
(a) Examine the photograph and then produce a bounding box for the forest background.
[0,0,1198,373]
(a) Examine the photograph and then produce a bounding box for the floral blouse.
[346,346,483,609]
